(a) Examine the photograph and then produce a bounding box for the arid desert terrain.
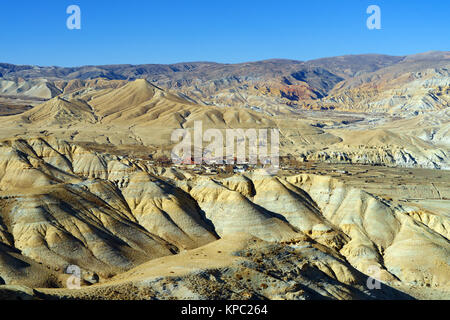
[0,51,448,300]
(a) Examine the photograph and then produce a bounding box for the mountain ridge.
[1,51,448,116]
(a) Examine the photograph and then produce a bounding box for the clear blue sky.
[0,0,448,66]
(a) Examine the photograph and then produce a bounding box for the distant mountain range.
[0,51,449,115]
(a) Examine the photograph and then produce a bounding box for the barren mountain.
[0,137,448,299]
[0,52,448,300]
[0,77,447,170]
[1,52,448,115]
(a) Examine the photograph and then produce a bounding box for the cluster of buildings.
[172,161,258,175]
[147,155,324,176]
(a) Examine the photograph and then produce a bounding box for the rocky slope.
[0,53,448,300]
[0,137,448,299]
[318,52,450,115]
[1,52,448,115]
[0,78,447,170]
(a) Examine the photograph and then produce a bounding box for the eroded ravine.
[0,137,448,299]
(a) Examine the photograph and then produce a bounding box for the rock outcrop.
[0,137,447,298]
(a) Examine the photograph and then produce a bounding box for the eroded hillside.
[0,53,449,300]
[0,137,448,299]
[0,78,447,170]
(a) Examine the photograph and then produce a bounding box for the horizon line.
[1,50,449,69]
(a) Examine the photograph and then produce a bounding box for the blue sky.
[0,0,448,66]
